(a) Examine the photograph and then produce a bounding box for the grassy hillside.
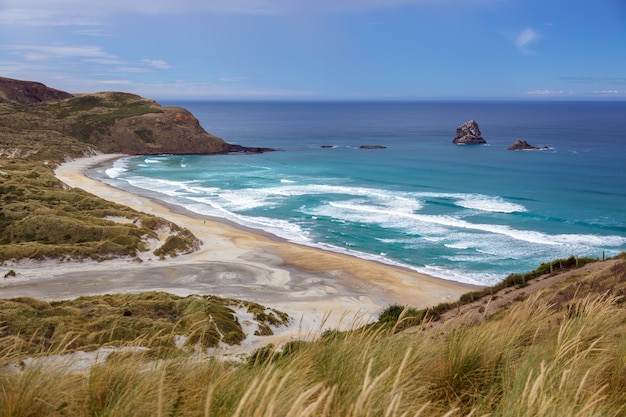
[0,158,200,263]
[0,292,289,356]
[0,91,228,159]
[1,258,625,416]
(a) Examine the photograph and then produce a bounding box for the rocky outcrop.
[453,120,487,144]
[227,144,276,154]
[0,76,74,105]
[507,139,547,151]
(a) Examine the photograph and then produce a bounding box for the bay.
[93,101,626,285]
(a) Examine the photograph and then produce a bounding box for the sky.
[1,0,625,100]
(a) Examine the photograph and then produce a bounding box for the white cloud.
[0,7,104,26]
[3,45,170,70]
[142,59,171,70]
[5,44,120,62]
[218,76,251,82]
[129,80,315,99]
[526,89,564,96]
[0,0,457,25]
[100,79,132,85]
[0,1,276,25]
[74,29,112,37]
[114,67,151,74]
[515,27,540,50]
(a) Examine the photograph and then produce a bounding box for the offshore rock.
[507,139,547,151]
[227,144,277,154]
[453,120,487,145]
[359,145,386,149]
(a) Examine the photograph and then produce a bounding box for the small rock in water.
[453,120,487,144]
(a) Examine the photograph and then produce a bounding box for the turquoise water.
[94,101,626,285]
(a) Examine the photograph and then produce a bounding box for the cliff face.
[0,78,233,161]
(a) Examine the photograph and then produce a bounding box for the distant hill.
[0,76,246,162]
[0,76,74,105]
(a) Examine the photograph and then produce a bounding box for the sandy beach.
[1,153,476,352]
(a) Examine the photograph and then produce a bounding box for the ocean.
[92,101,626,286]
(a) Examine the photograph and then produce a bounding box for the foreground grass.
[1,260,625,416]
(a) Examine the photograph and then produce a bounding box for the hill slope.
[0,76,73,105]
[0,88,229,161]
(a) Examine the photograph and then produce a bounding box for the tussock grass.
[0,159,200,262]
[0,292,290,357]
[2,262,625,416]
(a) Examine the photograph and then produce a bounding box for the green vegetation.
[133,128,155,143]
[0,92,164,162]
[459,255,598,303]
[62,95,163,141]
[1,260,625,416]
[0,292,289,356]
[0,159,200,262]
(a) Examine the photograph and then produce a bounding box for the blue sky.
[1,0,625,100]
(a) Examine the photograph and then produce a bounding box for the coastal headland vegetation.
[1,77,625,416]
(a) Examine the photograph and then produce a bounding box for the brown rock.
[359,145,386,149]
[507,139,546,151]
[453,120,487,144]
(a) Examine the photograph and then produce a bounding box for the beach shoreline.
[1,153,477,351]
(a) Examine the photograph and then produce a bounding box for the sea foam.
[104,158,130,179]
